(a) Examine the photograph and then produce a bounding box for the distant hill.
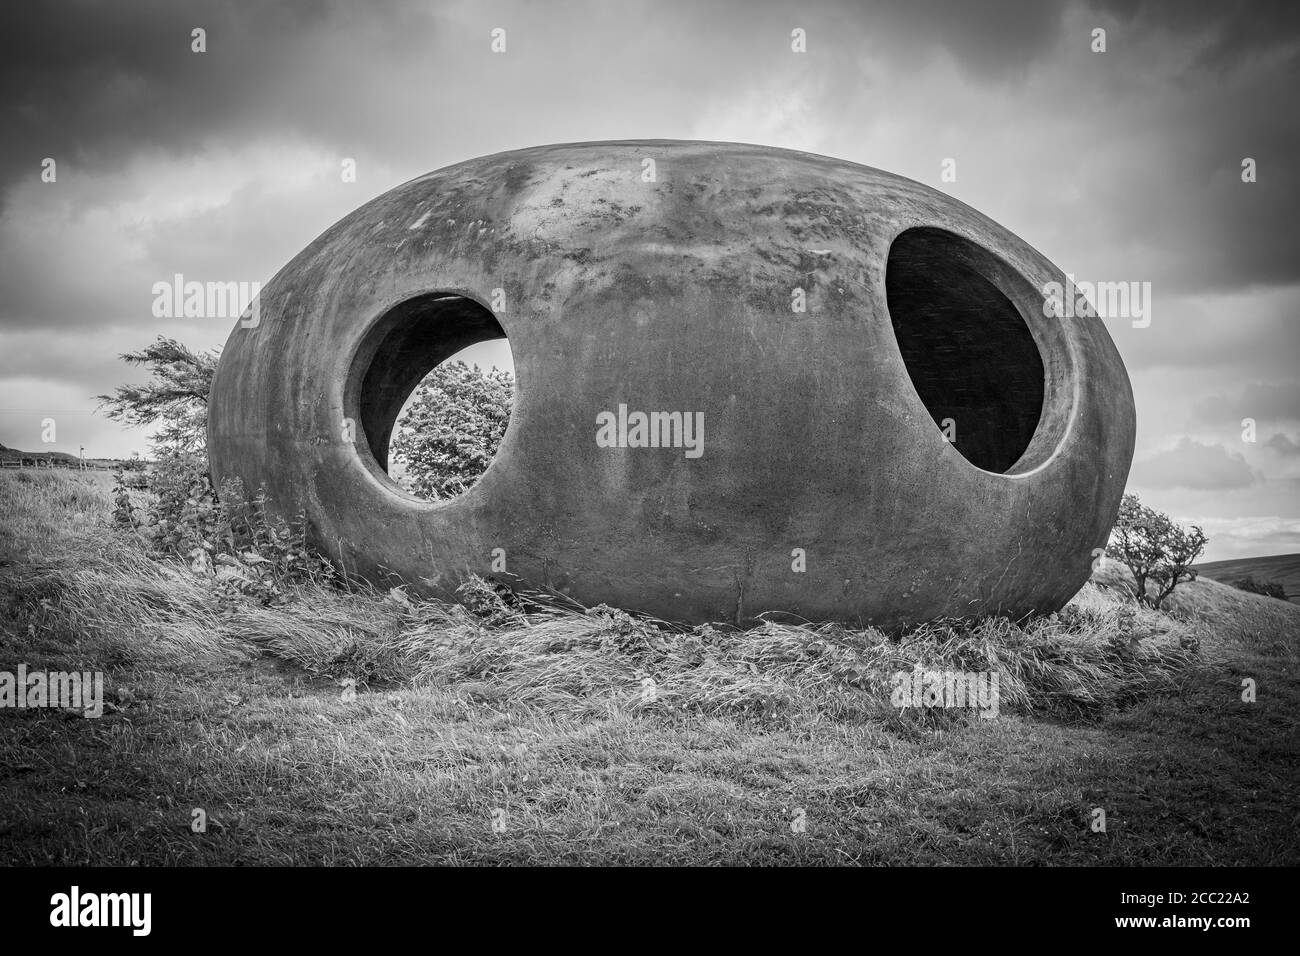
[1194,553,1300,605]
[0,442,77,462]
[0,442,124,469]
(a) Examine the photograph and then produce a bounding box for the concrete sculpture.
[208,141,1136,626]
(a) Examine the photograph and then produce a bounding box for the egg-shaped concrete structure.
[208,140,1136,627]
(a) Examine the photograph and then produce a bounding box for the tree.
[1106,493,1208,609]
[390,361,513,500]
[97,337,218,459]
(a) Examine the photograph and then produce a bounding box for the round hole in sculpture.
[884,227,1046,474]
[349,293,514,501]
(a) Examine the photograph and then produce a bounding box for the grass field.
[1194,553,1300,605]
[1,469,1297,865]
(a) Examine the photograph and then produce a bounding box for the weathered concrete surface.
[208,141,1136,627]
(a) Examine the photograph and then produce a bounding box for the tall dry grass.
[0,470,1216,730]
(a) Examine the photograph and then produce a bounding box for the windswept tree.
[99,337,222,557]
[97,336,218,459]
[1107,493,1208,609]
[390,361,513,501]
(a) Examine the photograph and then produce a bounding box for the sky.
[1,0,1297,561]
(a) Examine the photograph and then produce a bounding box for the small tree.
[1107,493,1208,609]
[390,361,513,500]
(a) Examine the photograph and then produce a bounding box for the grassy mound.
[2,469,1297,865]
[1,469,1207,727]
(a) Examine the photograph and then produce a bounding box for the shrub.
[1231,576,1288,601]
[102,337,336,602]
[112,455,333,604]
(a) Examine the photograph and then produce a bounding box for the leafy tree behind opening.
[389,361,513,500]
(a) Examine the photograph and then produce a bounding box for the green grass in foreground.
[0,469,1297,864]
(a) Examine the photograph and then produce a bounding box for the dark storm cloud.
[5,0,1297,299]
[1080,0,1300,292]
[1095,0,1300,72]
[0,0,440,203]
[1265,433,1300,456]
[831,0,1067,80]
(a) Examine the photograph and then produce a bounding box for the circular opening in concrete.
[347,292,514,501]
[884,227,1046,474]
